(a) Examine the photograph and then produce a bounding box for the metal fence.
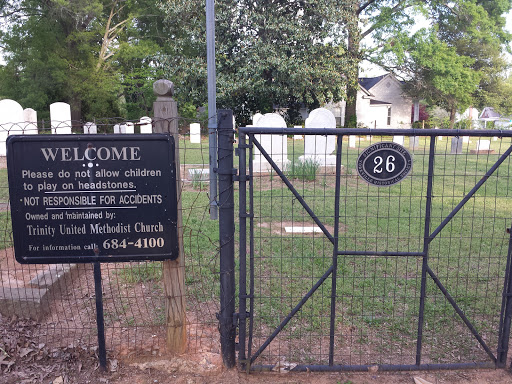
[0,118,221,370]
[236,127,512,372]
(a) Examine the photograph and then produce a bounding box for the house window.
[387,107,392,125]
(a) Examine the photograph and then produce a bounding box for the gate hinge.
[233,311,250,326]
[234,174,250,182]
[213,167,238,176]
[239,213,254,218]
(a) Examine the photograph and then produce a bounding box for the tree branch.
[361,0,411,39]
[357,0,377,16]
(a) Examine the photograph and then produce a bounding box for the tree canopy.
[0,0,511,125]
[0,0,167,120]
[160,0,353,125]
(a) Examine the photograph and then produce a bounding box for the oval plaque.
[356,142,412,186]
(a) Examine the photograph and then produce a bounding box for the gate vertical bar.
[238,131,248,368]
[247,134,255,362]
[218,109,236,368]
[497,220,512,367]
[416,137,436,365]
[329,135,343,365]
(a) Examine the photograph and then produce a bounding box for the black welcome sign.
[7,134,179,264]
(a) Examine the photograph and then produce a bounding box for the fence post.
[153,79,187,353]
[217,109,236,367]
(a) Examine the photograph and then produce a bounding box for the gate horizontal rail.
[239,127,512,137]
[236,127,512,372]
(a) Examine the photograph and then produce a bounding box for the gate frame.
[227,127,512,372]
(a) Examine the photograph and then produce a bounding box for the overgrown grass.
[284,159,320,181]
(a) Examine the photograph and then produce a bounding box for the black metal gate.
[236,127,512,372]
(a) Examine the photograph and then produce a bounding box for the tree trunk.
[449,106,456,129]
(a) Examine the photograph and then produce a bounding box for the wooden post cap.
[153,79,174,98]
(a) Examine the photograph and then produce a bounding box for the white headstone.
[299,108,336,166]
[252,113,263,126]
[349,135,356,148]
[113,124,127,134]
[23,108,38,135]
[293,125,303,140]
[493,136,498,141]
[139,116,152,134]
[50,102,72,134]
[393,136,404,145]
[125,122,135,134]
[463,136,469,143]
[253,113,290,172]
[476,140,490,151]
[190,123,201,144]
[0,99,24,155]
[83,122,97,134]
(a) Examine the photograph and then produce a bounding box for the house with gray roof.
[325,73,413,128]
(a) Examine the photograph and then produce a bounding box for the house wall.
[323,75,412,128]
[369,77,412,128]
[356,94,373,128]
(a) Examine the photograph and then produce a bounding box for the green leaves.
[160,0,351,125]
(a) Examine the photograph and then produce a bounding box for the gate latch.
[507,227,511,234]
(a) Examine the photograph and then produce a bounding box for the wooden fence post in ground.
[153,79,187,353]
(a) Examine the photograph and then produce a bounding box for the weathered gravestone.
[23,108,38,135]
[252,113,263,126]
[253,113,290,172]
[349,135,357,148]
[0,99,24,156]
[451,137,463,154]
[140,116,152,134]
[50,102,72,135]
[298,108,336,166]
[190,123,201,144]
[83,122,97,134]
[393,135,404,146]
[409,136,420,150]
[471,140,494,154]
[113,124,126,134]
[125,122,135,134]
